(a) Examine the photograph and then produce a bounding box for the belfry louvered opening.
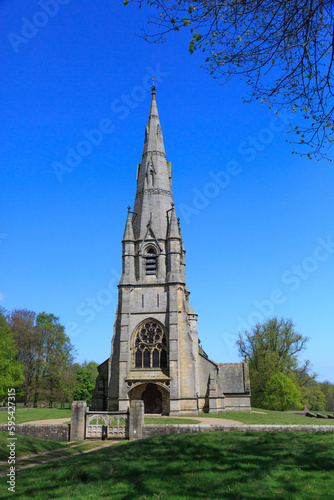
[145,248,157,275]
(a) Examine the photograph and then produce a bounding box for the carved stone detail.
[136,188,172,200]
[142,150,166,160]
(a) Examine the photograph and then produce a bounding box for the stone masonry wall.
[197,354,217,405]
[218,363,245,393]
[0,424,70,441]
[143,424,334,438]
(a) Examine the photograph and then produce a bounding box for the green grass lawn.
[3,441,105,469]
[0,408,201,426]
[0,444,104,473]
[0,408,71,425]
[0,432,78,461]
[145,417,200,424]
[197,408,334,425]
[1,406,333,426]
[0,431,333,499]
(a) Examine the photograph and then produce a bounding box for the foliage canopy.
[237,317,310,406]
[0,308,24,403]
[263,372,302,411]
[73,367,97,405]
[126,0,334,158]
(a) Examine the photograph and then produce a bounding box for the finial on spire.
[177,217,181,234]
[171,202,174,208]
[127,205,131,213]
[151,77,156,95]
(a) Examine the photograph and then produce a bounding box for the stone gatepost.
[70,401,87,441]
[129,400,144,440]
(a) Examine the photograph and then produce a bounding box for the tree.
[320,380,334,412]
[263,372,302,411]
[7,309,44,406]
[35,313,76,407]
[289,369,326,411]
[126,0,334,158]
[73,365,97,405]
[0,308,24,405]
[299,379,326,411]
[81,360,99,377]
[237,317,310,407]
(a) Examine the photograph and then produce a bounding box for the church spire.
[142,82,166,162]
[132,85,174,241]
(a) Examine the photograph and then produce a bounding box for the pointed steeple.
[120,206,135,285]
[142,82,166,158]
[167,203,179,239]
[132,84,174,241]
[166,203,183,283]
[123,206,134,241]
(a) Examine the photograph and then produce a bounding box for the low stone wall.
[143,423,334,438]
[0,424,70,442]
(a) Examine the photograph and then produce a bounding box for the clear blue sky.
[1,0,333,383]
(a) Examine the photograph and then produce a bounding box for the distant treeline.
[237,318,334,412]
[0,307,98,407]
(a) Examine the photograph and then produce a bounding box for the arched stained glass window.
[161,349,168,368]
[133,320,168,369]
[143,349,150,368]
[135,350,142,368]
[152,349,159,368]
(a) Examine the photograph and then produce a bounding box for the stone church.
[92,84,251,415]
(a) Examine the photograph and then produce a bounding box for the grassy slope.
[0,443,106,473]
[0,432,333,499]
[0,432,77,461]
[197,408,334,425]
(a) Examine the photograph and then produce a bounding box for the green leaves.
[126,0,334,157]
[263,372,302,411]
[237,317,310,407]
[0,309,24,400]
[73,367,97,405]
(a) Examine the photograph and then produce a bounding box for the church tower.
[92,85,251,415]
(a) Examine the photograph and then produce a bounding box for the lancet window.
[134,321,168,369]
[149,167,154,186]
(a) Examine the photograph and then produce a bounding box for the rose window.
[134,321,168,369]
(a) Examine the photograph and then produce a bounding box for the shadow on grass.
[1,432,333,499]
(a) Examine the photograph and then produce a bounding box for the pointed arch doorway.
[141,383,162,414]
